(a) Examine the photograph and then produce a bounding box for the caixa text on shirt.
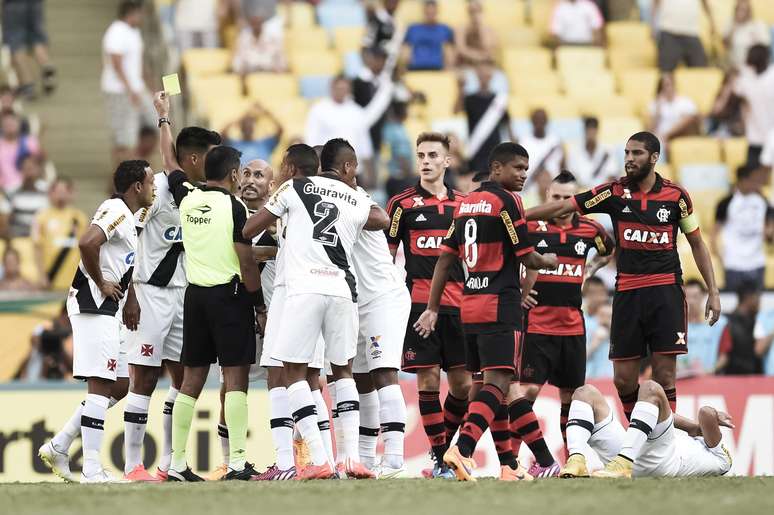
[303,183,359,205]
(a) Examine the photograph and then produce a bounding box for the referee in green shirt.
[154,92,260,481]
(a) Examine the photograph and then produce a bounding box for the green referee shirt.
[168,170,250,287]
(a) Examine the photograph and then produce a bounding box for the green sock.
[171,393,197,472]
[224,391,248,471]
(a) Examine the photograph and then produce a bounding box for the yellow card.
[162,73,181,96]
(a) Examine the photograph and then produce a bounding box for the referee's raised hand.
[153,90,169,117]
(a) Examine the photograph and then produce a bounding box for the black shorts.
[465,329,521,373]
[517,333,586,389]
[182,283,256,367]
[402,311,466,372]
[610,284,687,360]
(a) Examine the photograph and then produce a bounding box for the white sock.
[619,401,660,462]
[52,400,84,453]
[335,378,360,463]
[123,392,151,473]
[377,384,406,469]
[328,380,344,463]
[269,387,295,470]
[311,388,335,467]
[358,390,380,468]
[158,386,178,472]
[217,423,229,466]
[81,394,109,477]
[566,400,594,457]
[287,380,328,466]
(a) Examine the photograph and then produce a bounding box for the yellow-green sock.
[171,393,196,472]
[224,391,248,471]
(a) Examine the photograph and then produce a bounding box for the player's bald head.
[245,158,273,181]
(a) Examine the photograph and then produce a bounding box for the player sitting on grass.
[560,380,733,479]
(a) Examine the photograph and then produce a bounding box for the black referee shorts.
[182,283,256,367]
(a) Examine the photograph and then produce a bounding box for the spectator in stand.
[135,126,161,171]
[0,247,37,291]
[708,71,745,137]
[0,110,42,192]
[174,0,224,53]
[654,0,716,72]
[454,60,512,179]
[731,44,774,168]
[0,86,31,136]
[753,304,774,376]
[101,0,156,168]
[364,0,401,53]
[31,177,87,291]
[402,0,455,71]
[231,7,287,75]
[582,276,613,379]
[220,102,282,163]
[677,279,728,377]
[519,108,564,200]
[724,0,771,71]
[8,155,48,238]
[717,282,764,375]
[566,117,618,188]
[305,75,374,178]
[1,0,57,99]
[647,73,700,145]
[0,190,9,237]
[16,304,73,381]
[713,164,774,292]
[353,46,393,161]
[762,128,774,172]
[550,0,605,46]
[455,0,499,66]
[383,102,414,198]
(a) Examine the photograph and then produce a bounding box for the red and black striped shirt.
[526,216,614,336]
[572,173,695,292]
[440,181,533,333]
[386,182,465,313]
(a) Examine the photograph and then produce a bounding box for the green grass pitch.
[2,477,774,515]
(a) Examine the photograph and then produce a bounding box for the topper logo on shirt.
[623,228,670,244]
[459,200,492,214]
[416,236,444,249]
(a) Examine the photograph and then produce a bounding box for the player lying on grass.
[560,380,733,479]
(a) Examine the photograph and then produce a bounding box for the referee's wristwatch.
[158,117,171,128]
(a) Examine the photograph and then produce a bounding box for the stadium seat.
[495,25,540,48]
[483,0,525,27]
[688,187,727,235]
[299,75,333,99]
[245,73,299,100]
[674,67,723,114]
[333,27,366,54]
[562,70,616,98]
[617,68,659,116]
[438,0,467,26]
[577,95,635,118]
[607,47,657,73]
[206,97,252,136]
[722,137,748,174]
[403,117,427,146]
[265,97,310,136]
[523,95,579,119]
[188,74,242,116]
[343,51,364,78]
[556,47,606,73]
[395,0,422,25]
[507,98,529,119]
[509,71,561,97]
[284,1,316,28]
[598,116,644,146]
[503,48,553,74]
[605,21,653,48]
[404,71,456,119]
[10,237,39,283]
[669,137,722,169]
[528,0,558,42]
[289,50,342,76]
[287,27,330,52]
[766,255,774,288]
[317,2,367,29]
[679,163,730,192]
[181,48,231,77]
[752,0,774,23]
[658,163,675,182]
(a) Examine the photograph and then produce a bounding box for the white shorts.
[72,313,128,381]
[352,288,411,374]
[587,410,626,465]
[126,283,184,367]
[273,293,357,367]
[261,286,324,369]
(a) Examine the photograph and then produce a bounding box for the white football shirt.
[67,198,138,318]
[133,172,186,288]
[265,175,371,300]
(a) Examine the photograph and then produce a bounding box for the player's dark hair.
[684,278,707,293]
[118,0,143,18]
[416,132,450,151]
[114,160,149,194]
[488,142,529,170]
[204,146,241,181]
[176,126,221,160]
[583,116,599,129]
[628,131,661,155]
[736,164,756,181]
[736,281,761,303]
[746,44,770,74]
[554,170,577,184]
[320,138,355,172]
[285,143,320,177]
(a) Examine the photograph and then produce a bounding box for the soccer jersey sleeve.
[572,183,614,215]
[92,201,128,241]
[230,196,251,245]
[265,179,292,218]
[592,221,615,256]
[502,193,534,257]
[677,188,699,234]
[440,219,460,256]
[385,194,406,250]
[167,169,194,207]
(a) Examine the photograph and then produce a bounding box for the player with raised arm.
[385,132,471,479]
[39,161,155,483]
[513,170,614,476]
[243,142,390,480]
[525,132,721,422]
[122,94,221,481]
[560,380,733,479]
[415,142,558,482]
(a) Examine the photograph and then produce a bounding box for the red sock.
[456,384,504,458]
[509,397,554,467]
[560,402,570,459]
[443,393,468,443]
[619,386,640,422]
[664,387,677,413]
[492,401,516,468]
[418,390,446,464]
